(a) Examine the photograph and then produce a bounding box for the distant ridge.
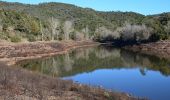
[0,1,169,42]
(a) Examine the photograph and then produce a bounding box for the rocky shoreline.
[0,41,143,100]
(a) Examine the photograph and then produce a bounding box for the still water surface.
[18,46,170,100]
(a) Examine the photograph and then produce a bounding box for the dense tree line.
[0,1,169,43]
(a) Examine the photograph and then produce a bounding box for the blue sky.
[1,0,170,15]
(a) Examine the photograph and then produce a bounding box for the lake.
[17,46,170,100]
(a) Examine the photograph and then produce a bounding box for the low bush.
[10,35,21,42]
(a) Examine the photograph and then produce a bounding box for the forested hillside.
[0,1,170,43]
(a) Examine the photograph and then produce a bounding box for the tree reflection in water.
[17,46,170,77]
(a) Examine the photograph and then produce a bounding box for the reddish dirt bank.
[0,41,99,65]
[124,40,170,59]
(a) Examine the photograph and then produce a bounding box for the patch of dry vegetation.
[0,62,142,100]
[125,40,170,59]
[0,41,98,65]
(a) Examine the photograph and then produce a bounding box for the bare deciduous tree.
[119,23,152,41]
[49,17,59,41]
[82,26,90,40]
[39,20,43,41]
[63,21,73,40]
[165,21,170,38]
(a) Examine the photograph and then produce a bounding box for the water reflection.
[17,46,170,100]
[18,46,170,77]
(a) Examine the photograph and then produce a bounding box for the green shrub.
[27,34,36,42]
[69,31,76,40]
[10,35,21,42]
[2,24,8,31]
[0,32,9,40]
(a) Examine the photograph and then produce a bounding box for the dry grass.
[0,41,99,65]
[125,40,170,59]
[0,62,143,100]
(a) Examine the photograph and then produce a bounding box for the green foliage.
[26,34,36,42]
[0,1,170,42]
[69,32,75,40]
[0,9,42,42]
[2,24,8,31]
[97,11,145,27]
[10,35,21,42]
[0,32,9,40]
[143,14,170,40]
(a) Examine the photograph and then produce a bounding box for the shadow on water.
[17,45,170,100]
